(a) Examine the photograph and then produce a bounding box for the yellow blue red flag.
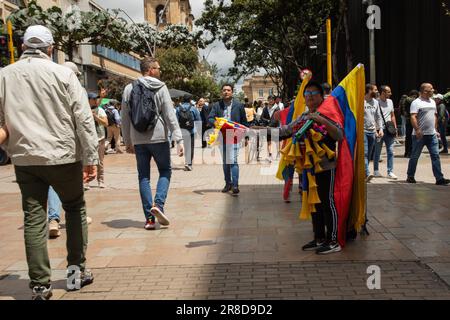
[318,64,366,246]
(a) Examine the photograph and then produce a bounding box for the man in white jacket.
[122,57,184,230]
[0,25,98,300]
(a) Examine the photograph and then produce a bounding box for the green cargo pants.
[14,161,88,288]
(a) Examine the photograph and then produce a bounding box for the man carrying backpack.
[176,94,201,171]
[104,100,123,154]
[121,57,184,230]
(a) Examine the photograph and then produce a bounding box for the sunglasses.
[304,91,321,96]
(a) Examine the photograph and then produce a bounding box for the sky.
[94,0,237,84]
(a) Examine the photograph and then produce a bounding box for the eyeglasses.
[304,91,321,96]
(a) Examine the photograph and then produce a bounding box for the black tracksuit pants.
[311,168,338,243]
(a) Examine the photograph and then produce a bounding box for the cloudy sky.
[95,0,236,82]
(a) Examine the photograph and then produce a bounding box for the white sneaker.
[373,171,383,178]
[86,216,92,225]
[388,172,398,180]
[98,181,106,188]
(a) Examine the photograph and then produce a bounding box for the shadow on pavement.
[101,219,144,229]
[0,274,67,300]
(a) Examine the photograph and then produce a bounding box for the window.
[93,45,140,71]
[156,5,167,25]
[259,89,264,97]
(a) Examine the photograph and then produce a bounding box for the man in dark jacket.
[208,84,249,195]
[197,97,211,148]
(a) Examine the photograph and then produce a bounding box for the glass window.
[259,89,264,97]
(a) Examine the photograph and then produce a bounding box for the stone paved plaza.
[0,141,449,300]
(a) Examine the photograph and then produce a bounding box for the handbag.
[379,104,397,136]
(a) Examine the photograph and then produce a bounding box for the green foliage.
[8,1,131,60]
[156,46,220,101]
[98,76,132,102]
[8,0,205,59]
[196,0,335,98]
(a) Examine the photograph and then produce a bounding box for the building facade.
[144,0,193,30]
[242,75,279,103]
[1,0,141,92]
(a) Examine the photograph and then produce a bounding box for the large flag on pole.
[318,64,366,246]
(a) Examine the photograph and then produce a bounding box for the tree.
[98,76,132,102]
[156,46,220,101]
[196,0,335,99]
[8,1,131,60]
[8,1,206,60]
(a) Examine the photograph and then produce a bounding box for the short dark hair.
[140,57,158,75]
[182,94,192,103]
[322,82,331,94]
[380,85,390,93]
[304,81,324,97]
[408,90,419,97]
[222,83,234,91]
[366,83,376,94]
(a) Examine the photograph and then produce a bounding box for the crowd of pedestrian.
[0,25,449,300]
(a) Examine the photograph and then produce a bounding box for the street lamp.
[363,0,376,84]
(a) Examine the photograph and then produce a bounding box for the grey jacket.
[0,49,99,166]
[121,76,182,146]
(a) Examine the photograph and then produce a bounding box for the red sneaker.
[144,219,156,230]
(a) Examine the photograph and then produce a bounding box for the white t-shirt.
[277,102,284,111]
[95,107,107,141]
[410,97,437,136]
[377,98,394,129]
[223,101,233,121]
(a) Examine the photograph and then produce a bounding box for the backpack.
[178,105,194,130]
[128,81,159,133]
[104,106,117,127]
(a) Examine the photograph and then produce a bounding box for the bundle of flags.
[208,117,249,146]
[276,64,366,247]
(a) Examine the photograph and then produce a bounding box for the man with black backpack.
[176,94,201,171]
[121,57,184,230]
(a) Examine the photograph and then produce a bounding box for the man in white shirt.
[407,83,449,185]
[275,96,284,111]
[364,84,383,181]
[374,85,398,179]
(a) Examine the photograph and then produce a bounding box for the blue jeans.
[48,186,61,222]
[364,132,376,176]
[134,143,172,221]
[407,134,444,181]
[221,143,240,187]
[374,129,395,174]
[439,121,448,152]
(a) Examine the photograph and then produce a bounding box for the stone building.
[144,0,194,30]
[242,75,280,103]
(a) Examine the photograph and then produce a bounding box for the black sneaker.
[302,240,325,251]
[406,177,416,184]
[436,178,450,186]
[232,187,240,196]
[221,184,232,193]
[67,269,94,291]
[31,285,52,300]
[316,241,342,255]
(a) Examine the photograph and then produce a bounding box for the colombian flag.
[319,64,366,247]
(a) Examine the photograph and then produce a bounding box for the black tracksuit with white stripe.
[312,135,339,243]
